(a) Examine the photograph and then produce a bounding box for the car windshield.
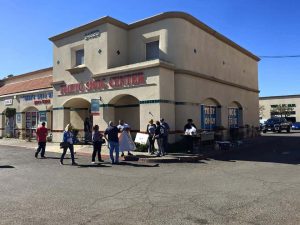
[266,118,280,123]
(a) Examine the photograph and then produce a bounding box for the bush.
[134,143,148,152]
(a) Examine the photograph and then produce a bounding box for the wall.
[259,97,300,121]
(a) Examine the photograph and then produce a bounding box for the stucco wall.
[259,98,300,121]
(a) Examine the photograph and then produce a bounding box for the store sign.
[91,99,100,115]
[21,92,53,105]
[60,72,145,95]
[34,99,51,105]
[4,99,13,105]
[22,92,53,101]
[85,30,100,40]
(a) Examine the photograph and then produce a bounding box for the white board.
[134,133,149,145]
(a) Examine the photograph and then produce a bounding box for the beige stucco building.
[259,95,299,122]
[0,68,53,138]
[0,12,260,142]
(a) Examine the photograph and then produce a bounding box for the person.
[60,124,77,165]
[184,119,197,153]
[91,125,104,163]
[84,117,91,144]
[146,119,156,154]
[160,118,170,155]
[117,120,134,157]
[153,121,165,157]
[104,121,119,164]
[35,122,48,158]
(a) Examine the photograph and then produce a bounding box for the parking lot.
[0,133,299,225]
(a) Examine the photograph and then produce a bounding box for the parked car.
[291,122,300,130]
[262,117,291,133]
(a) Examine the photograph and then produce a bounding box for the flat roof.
[259,94,300,100]
[49,11,260,62]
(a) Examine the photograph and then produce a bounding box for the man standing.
[35,122,48,158]
[104,121,119,164]
[160,118,170,155]
[184,119,197,153]
[84,117,91,144]
[154,121,165,157]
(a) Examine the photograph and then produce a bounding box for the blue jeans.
[36,142,46,157]
[108,141,119,163]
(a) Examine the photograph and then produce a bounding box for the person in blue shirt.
[60,124,77,165]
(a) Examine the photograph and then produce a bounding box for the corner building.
[49,12,260,142]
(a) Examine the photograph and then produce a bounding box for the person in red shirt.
[35,122,48,158]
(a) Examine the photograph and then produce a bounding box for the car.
[262,117,291,133]
[291,122,300,130]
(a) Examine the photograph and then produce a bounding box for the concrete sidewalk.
[0,138,224,163]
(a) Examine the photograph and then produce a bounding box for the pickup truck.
[262,118,291,133]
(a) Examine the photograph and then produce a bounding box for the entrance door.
[26,112,39,138]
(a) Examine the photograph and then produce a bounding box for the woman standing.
[119,123,136,156]
[92,125,104,163]
[60,124,77,165]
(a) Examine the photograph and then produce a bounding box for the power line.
[259,55,300,58]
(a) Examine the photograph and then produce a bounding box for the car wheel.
[263,130,266,133]
[287,127,290,133]
[278,128,282,133]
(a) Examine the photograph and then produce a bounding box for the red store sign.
[60,72,146,95]
[34,99,51,105]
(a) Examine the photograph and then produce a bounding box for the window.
[201,105,217,130]
[146,41,159,60]
[75,49,84,66]
[228,108,239,128]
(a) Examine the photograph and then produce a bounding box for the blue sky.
[0,0,299,97]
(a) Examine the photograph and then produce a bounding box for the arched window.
[201,98,221,130]
[228,102,243,128]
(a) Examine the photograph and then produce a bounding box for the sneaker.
[41,156,46,159]
[156,154,161,157]
[35,152,38,158]
[60,161,63,165]
[121,153,125,157]
[72,162,78,166]
[128,152,133,156]
[91,161,96,164]
[98,159,104,162]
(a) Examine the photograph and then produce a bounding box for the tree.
[270,104,294,118]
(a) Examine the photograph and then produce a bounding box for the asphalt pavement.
[0,133,299,225]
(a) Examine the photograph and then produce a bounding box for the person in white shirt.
[117,120,135,157]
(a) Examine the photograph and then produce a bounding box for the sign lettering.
[60,72,146,95]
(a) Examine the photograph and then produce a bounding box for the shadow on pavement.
[210,136,300,165]
[78,164,112,168]
[118,162,160,167]
[0,165,15,168]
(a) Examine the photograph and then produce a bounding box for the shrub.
[134,143,148,152]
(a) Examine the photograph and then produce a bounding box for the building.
[1,12,260,142]
[0,68,53,138]
[259,95,300,123]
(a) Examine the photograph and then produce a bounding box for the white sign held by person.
[134,133,149,145]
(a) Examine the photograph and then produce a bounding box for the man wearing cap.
[160,118,170,155]
[35,122,48,158]
[146,119,156,154]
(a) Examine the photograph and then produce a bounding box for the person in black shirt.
[146,119,156,155]
[154,121,165,157]
[104,121,119,164]
[184,119,197,153]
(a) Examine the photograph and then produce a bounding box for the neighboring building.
[259,95,300,123]
[0,12,260,142]
[0,68,53,138]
